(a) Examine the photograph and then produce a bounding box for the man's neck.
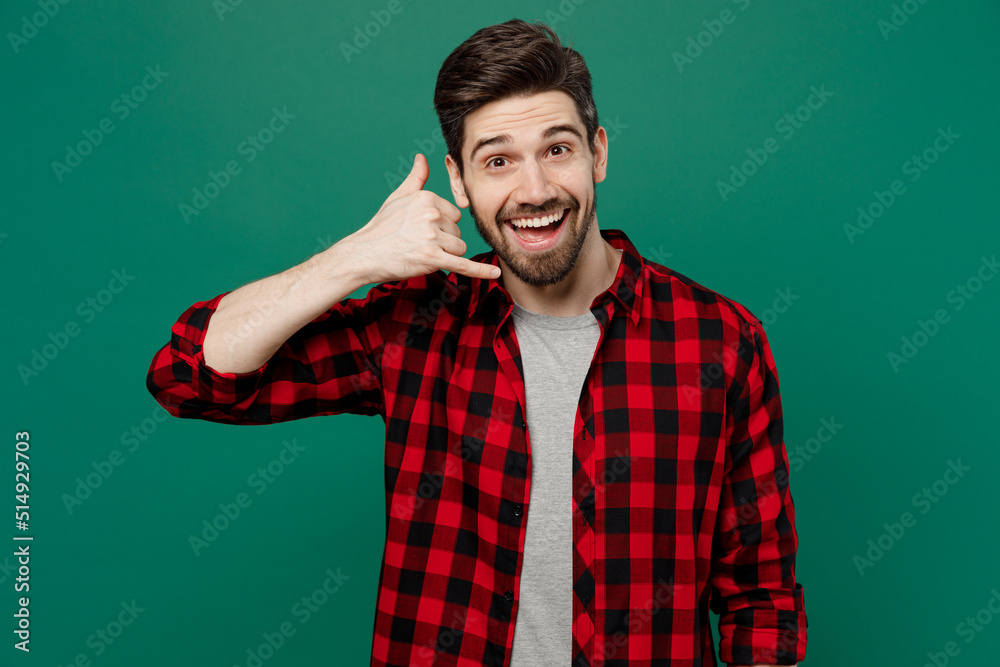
[502,227,623,317]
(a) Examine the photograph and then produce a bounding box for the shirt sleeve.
[145,280,402,424]
[710,317,807,665]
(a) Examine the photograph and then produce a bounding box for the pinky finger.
[442,255,501,280]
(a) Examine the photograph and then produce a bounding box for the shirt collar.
[465,228,645,327]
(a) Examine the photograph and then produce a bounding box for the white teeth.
[509,210,564,228]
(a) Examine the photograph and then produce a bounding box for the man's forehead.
[464,91,583,158]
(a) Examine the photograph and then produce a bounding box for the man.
[147,18,807,667]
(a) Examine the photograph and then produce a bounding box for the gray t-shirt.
[508,301,601,666]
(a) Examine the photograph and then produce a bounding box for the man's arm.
[146,153,499,422]
[710,316,807,666]
[200,240,365,375]
[202,153,497,375]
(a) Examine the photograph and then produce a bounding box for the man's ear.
[445,153,470,208]
[592,125,609,185]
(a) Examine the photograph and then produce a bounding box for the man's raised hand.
[344,153,501,284]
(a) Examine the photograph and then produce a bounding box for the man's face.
[445,90,608,287]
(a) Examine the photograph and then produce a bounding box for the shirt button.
[513,505,522,517]
[504,590,514,602]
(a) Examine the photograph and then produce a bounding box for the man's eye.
[487,147,568,170]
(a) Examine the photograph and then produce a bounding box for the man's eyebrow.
[468,124,584,163]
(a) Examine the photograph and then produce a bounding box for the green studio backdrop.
[2,1,999,665]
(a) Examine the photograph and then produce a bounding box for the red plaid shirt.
[147,229,807,666]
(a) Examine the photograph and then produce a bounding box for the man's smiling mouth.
[503,208,569,242]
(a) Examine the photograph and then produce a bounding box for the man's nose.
[513,159,557,206]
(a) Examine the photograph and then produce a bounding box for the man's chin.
[470,202,591,286]
[494,237,581,287]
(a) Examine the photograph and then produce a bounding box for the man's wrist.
[307,237,369,296]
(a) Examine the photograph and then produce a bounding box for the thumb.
[391,152,429,199]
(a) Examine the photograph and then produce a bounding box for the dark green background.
[3,1,998,664]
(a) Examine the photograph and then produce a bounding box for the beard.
[467,183,598,287]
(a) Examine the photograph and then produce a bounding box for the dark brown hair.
[433,19,599,178]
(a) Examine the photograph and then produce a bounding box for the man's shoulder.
[638,256,770,388]
[639,255,763,336]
